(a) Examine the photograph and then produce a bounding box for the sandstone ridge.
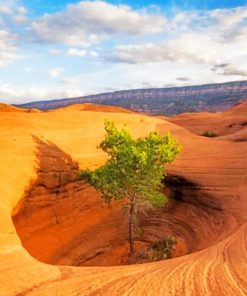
[0,103,246,295]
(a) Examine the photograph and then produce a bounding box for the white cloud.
[12,5,28,23]
[1,58,245,105]
[0,3,26,67]
[0,82,85,104]
[30,1,165,47]
[105,34,222,64]
[57,61,234,96]
[67,48,87,57]
[89,50,99,58]
[0,29,21,67]
[220,65,247,77]
[12,14,27,23]
[16,6,27,15]
[0,3,28,23]
[211,6,247,28]
[0,3,246,104]
[0,3,27,16]
[50,48,63,55]
[0,5,13,15]
[104,5,247,78]
[49,68,64,78]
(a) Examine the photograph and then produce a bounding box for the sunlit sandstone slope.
[0,103,246,296]
[169,100,247,138]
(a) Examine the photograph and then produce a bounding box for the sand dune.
[0,103,246,295]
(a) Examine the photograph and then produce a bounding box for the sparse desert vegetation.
[0,101,246,295]
[201,130,218,137]
[1,0,247,293]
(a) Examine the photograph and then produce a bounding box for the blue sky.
[0,0,246,103]
[22,0,247,13]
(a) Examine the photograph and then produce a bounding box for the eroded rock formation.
[0,103,246,295]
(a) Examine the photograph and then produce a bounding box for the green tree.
[80,120,181,257]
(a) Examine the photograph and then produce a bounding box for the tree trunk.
[129,201,135,257]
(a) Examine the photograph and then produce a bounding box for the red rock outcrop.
[0,104,246,295]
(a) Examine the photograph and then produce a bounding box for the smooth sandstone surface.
[169,100,247,137]
[0,103,247,295]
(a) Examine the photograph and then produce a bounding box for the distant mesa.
[15,80,247,115]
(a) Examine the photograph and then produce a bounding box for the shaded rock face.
[12,137,237,266]
[17,80,247,115]
[12,137,125,266]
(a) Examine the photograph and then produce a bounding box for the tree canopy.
[80,120,181,256]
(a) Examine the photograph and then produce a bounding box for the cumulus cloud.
[222,67,247,77]
[211,6,247,28]
[12,5,27,23]
[106,33,223,64]
[30,1,165,47]
[0,29,21,67]
[0,82,85,104]
[89,50,99,58]
[104,5,247,78]
[56,60,223,96]
[50,48,63,55]
[0,5,13,15]
[0,3,28,23]
[212,63,247,77]
[1,2,246,104]
[0,4,27,16]
[12,14,27,23]
[0,3,28,67]
[67,48,87,57]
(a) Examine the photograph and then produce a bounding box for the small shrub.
[149,236,177,260]
[133,236,177,263]
[201,130,218,138]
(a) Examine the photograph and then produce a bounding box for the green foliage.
[201,130,218,138]
[80,120,181,256]
[150,236,177,260]
[132,236,177,263]
[81,120,181,207]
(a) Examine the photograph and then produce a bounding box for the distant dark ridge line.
[16,80,247,105]
[15,80,247,116]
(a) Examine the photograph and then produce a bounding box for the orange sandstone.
[0,103,246,295]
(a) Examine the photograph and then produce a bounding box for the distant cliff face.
[16,80,247,115]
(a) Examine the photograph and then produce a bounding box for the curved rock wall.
[0,105,246,295]
[12,136,239,267]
